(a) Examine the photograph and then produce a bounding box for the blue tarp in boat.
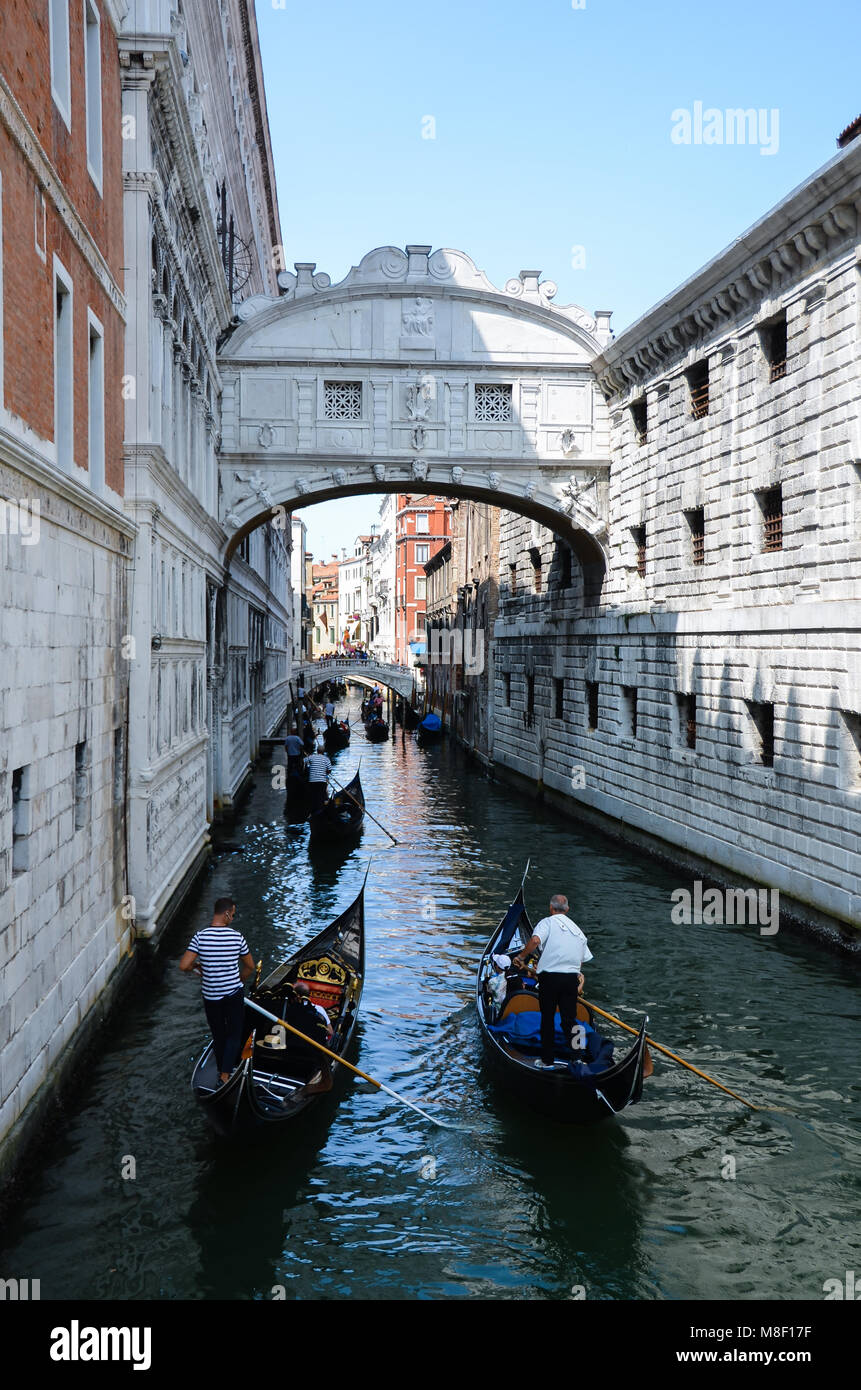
[487,1010,615,1077]
[420,712,441,732]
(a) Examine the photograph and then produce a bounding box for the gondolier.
[324,699,336,728]
[306,746,333,811]
[179,898,256,1085]
[285,727,305,774]
[512,894,593,1070]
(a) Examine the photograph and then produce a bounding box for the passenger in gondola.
[293,981,334,1040]
[511,894,592,1070]
[324,698,336,728]
[305,746,333,811]
[282,983,333,1091]
[179,898,256,1086]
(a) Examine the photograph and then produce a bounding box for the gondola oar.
[244,997,460,1129]
[581,998,792,1114]
[328,773,398,845]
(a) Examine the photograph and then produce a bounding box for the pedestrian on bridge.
[179,898,256,1085]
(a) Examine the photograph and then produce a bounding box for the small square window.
[686,360,710,419]
[622,686,638,738]
[761,313,788,383]
[677,692,696,749]
[586,681,599,731]
[685,507,705,566]
[631,525,646,578]
[415,543,430,564]
[324,381,362,420]
[630,397,647,445]
[475,383,512,422]
[757,486,783,552]
[746,700,775,767]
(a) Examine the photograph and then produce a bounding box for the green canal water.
[1,692,859,1300]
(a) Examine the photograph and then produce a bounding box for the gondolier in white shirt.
[511,894,593,1070]
[305,746,333,812]
[179,898,256,1085]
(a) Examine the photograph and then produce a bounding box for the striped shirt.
[187,926,250,1000]
[306,752,332,783]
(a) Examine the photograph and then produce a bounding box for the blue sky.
[255,0,861,556]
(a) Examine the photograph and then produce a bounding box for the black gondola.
[191,881,366,1137]
[323,720,351,753]
[284,766,310,819]
[308,769,365,843]
[364,716,389,743]
[476,883,650,1123]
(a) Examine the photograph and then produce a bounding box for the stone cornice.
[0,75,126,319]
[593,140,861,400]
[1,424,136,541]
[124,443,226,553]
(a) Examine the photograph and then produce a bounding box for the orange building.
[394,495,451,665]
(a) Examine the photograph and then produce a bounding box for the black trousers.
[204,988,246,1075]
[309,781,327,811]
[537,971,581,1064]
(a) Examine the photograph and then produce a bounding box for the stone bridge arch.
[297,659,416,700]
[216,245,614,582]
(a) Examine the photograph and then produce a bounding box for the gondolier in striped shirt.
[306,746,333,812]
[179,898,256,1085]
[511,894,593,1070]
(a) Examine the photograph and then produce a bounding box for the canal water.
[2,690,859,1301]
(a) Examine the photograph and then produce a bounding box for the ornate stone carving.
[332,468,348,487]
[401,297,434,337]
[486,470,501,490]
[411,426,427,452]
[412,459,429,480]
[372,462,386,481]
[523,480,537,500]
[450,466,464,485]
[561,429,580,456]
[405,375,433,420]
[257,424,274,448]
[294,477,309,495]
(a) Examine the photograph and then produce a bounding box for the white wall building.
[369,496,396,663]
[290,514,308,662]
[338,541,371,649]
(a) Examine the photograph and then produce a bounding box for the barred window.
[475,383,512,422]
[324,381,362,420]
[757,486,783,553]
[686,360,710,420]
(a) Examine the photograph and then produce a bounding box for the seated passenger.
[294,980,334,1040]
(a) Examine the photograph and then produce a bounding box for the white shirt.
[313,1003,333,1032]
[532,914,593,974]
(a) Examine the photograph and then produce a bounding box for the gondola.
[284,765,310,819]
[323,719,351,754]
[416,711,442,742]
[476,882,650,1123]
[364,716,389,743]
[191,880,366,1137]
[308,769,365,843]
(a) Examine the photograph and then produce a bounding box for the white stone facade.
[369,495,396,663]
[492,136,861,937]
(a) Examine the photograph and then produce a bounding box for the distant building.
[311,559,340,656]
[369,497,396,662]
[338,536,373,650]
[395,495,451,665]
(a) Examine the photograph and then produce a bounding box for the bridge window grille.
[686,360,710,419]
[586,681,599,731]
[757,486,783,552]
[474,383,512,422]
[324,381,362,420]
[746,700,775,767]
